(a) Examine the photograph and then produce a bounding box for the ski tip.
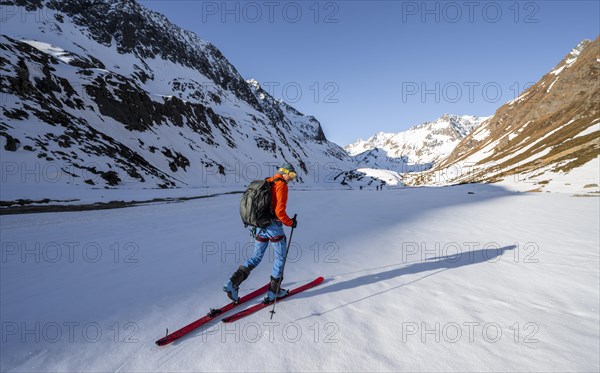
[315,276,325,283]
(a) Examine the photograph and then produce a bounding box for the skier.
[223,163,298,304]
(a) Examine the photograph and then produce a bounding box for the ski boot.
[262,276,289,304]
[223,265,251,303]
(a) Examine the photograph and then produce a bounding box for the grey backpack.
[240,178,282,228]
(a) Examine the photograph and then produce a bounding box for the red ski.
[155,284,269,346]
[222,277,324,323]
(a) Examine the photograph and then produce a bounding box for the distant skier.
[224,163,298,304]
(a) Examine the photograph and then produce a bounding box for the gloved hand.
[291,216,298,228]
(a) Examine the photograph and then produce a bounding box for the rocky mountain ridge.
[0,0,355,201]
[406,38,600,194]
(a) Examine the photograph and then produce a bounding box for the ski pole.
[269,213,297,319]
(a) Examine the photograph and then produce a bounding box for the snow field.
[0,185,598,372]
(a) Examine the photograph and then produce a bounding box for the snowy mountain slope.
[329,167,404,189]
[1,186,598,371]
[345,114,487,172]
[0,0,356,203]
[407,38,600,194]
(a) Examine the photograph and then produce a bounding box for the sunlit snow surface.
[1,185,598,372]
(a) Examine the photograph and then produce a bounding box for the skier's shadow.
[293,245,516,318]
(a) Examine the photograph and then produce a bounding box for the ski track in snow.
[1,185,599,372]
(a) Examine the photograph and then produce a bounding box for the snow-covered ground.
[1,185,598,372]
[495,156,600,194]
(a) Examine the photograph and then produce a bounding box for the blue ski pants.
[243,221,287,279]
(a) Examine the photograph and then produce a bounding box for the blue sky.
[139,1,599,145]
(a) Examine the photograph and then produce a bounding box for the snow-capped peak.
[344,114,487,171]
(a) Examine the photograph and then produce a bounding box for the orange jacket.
[268,173,294,226]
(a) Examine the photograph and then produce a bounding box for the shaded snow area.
[1,186,598,372]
